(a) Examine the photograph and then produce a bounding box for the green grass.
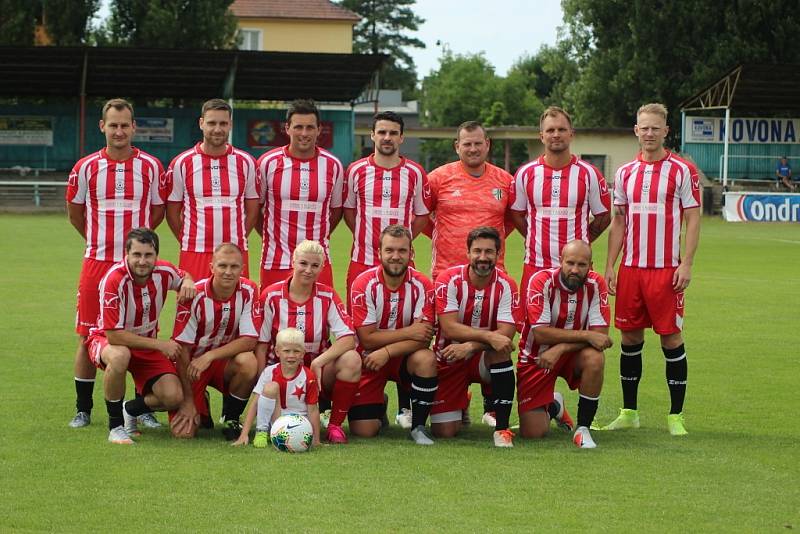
[0,214,798,532]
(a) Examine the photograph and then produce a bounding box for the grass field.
[0,213,798,532]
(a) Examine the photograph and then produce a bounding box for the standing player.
[343,110,430,302]
[87,228,195,444]
[510,106,611,297]
[257,99,344,289]
[165,99,260,281]
[258,240,361,443]
[426,120,516,427]
[517,240,611,448]
[170,243,260,441]
[431,227,518,447]
[603,103,701,436]
[66,98,165,429]
[348,225,438,445]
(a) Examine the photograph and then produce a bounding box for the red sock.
[329,379,358,426]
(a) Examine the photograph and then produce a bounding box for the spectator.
[776,156,795,191]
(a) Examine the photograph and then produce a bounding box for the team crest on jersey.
[211,176,222,190]
[492,188,503,201]
[382,185,393,199]
[115,176,126,192]
[551,183,560,197]
[299,176,310,191]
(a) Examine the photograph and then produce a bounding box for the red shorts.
[430,353,491,415]
[520,263,548,301]
[180,250,250,282]
[517,356,580,413]
[352,355,410,407]
[260,263,333,292]
[188,359,229,416]
[87,334,177,394]
[75,258,116,336]
[615,265,684,335]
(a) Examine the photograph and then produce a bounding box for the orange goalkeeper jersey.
[427,161,515,280]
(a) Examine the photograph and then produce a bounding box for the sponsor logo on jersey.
[103,292,120,309]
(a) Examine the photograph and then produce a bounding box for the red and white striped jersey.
[343,155,431,265]
[257,146,344,270]
[433,265,519,358]
[517,268,610,364]
[511,155,610,268]
[172,276,261,359]
[258,279,354,365]
[350,265,434,353]
[66,147,164,262]
[253,363,319,411]
[613,151,701,268]
[92,259,185,338]
[166,143,259,252]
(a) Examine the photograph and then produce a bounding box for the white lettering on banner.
[685,115,799,144]
[536,207,575,219]
[284,200,323,212]
[629,203,665,215]
[195,197,236,208]
[365,206,404,219]
[96,199,137,211]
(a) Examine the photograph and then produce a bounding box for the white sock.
[256,396,276,432]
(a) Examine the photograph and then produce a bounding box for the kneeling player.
[233,328,321,448]
[170,243,260,440]
[430,227,518,447]
[258,240,361,444]
[87,228,196,444]
[348,225,438,445]
[517,240,612,448]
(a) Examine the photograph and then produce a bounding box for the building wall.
[238,19,353,53]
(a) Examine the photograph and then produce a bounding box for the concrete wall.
[238,19,353,53]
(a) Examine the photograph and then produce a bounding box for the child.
[233,328,321,448]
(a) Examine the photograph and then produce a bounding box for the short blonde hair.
[637,103,668,122]
[292,240,325,262]
[539,106,573,130]
[275,327,305,349]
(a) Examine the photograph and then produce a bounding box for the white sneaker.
[552,392,575,432]
[68,411,90,428]
[409,425,434,445]
[320,410,331,430]
[395,408,412,430]
[481,411,497,428]
[493,429,514,448]
[137,412,162,428]
[573,426,597,449]
[108,425,135,445]
[122,403,140,436]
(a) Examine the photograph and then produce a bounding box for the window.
[581,154,607,176]
[238,29,262,51]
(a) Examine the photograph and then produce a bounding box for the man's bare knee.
[102,346,131,371]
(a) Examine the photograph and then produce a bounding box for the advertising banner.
[0,116,53,146]
[723,192,800,222]
[685,116,798,144]
[134,117,174,143]
[247,120,333,148]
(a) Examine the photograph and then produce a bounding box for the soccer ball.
[270,413,313,453]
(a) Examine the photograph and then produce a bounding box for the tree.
[338,0,425,96]
[105,0,237,49]
[509,43,579,107]
[0,0,36,45]
[420,52,543,169]
[43,0,100,45]
[557,0,800,140]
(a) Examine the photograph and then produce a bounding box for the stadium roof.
[0,46,384,102]
[231,0,361,21]
[679,63,800,112]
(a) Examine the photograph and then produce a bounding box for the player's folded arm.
[356,323,429,353]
